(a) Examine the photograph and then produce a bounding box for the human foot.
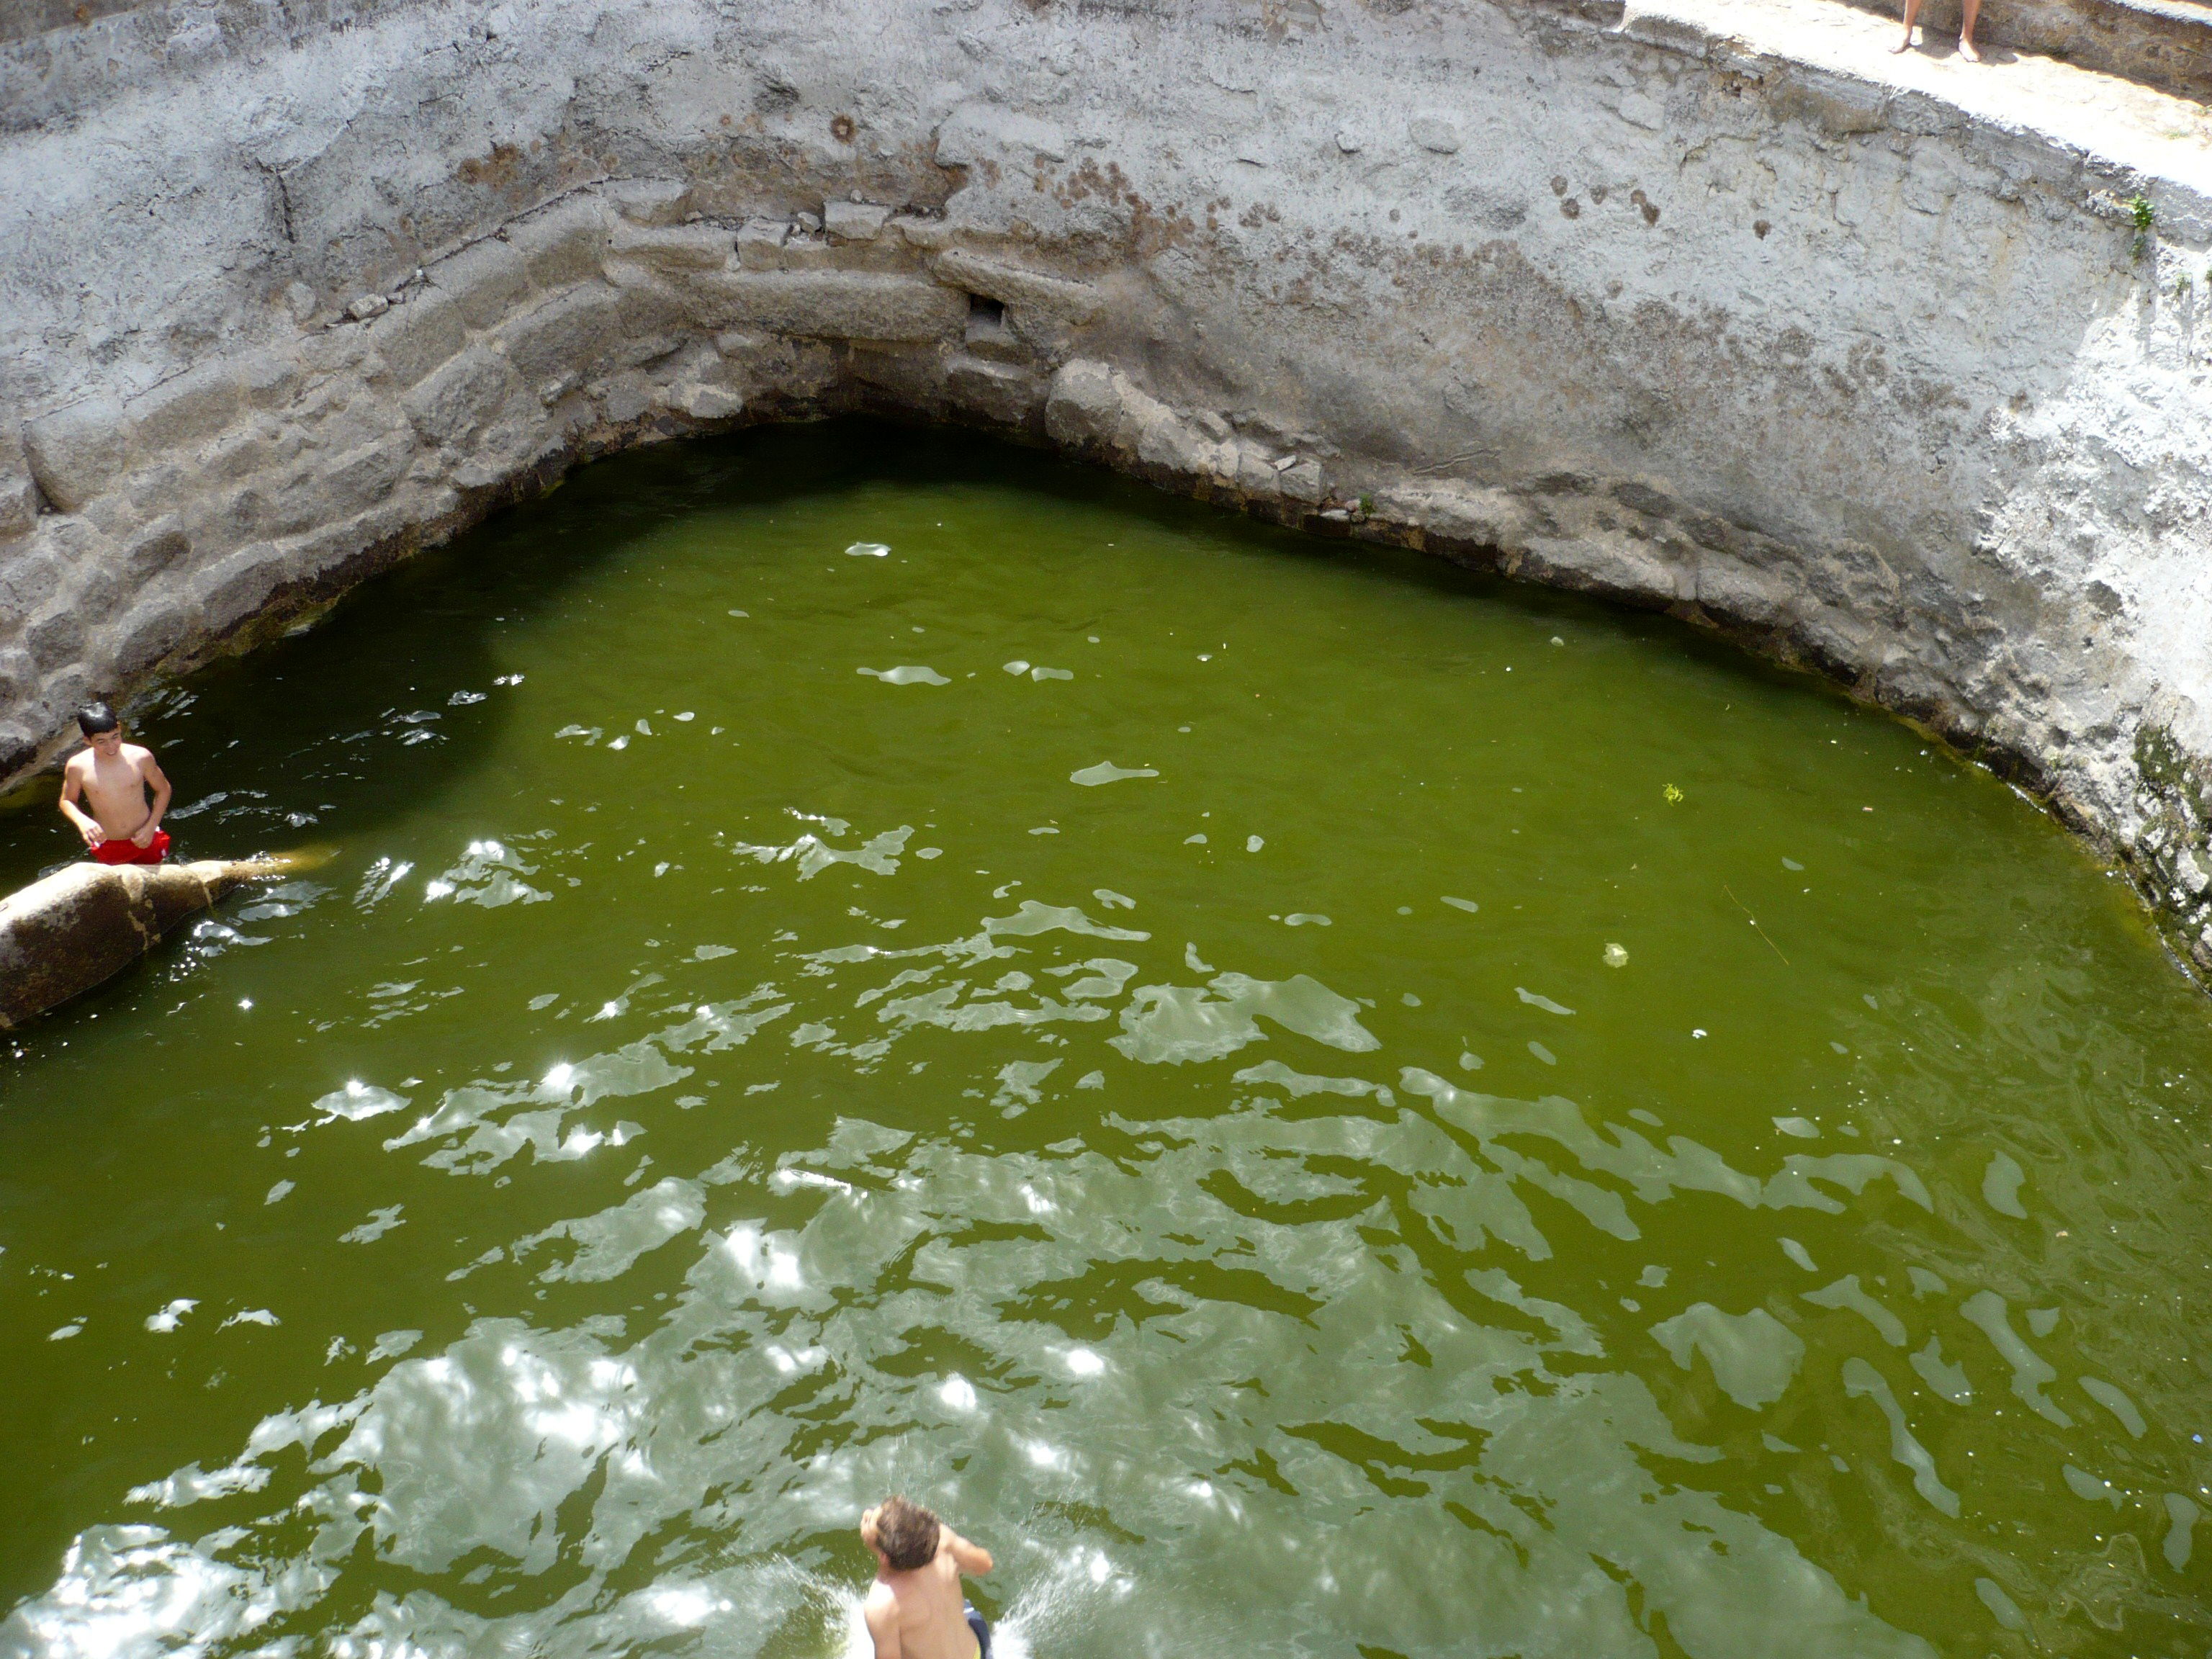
[1957,35,1981,59]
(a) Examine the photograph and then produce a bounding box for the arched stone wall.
[2,0,2209,977]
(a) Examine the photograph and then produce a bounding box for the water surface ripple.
[2,426,2208,1658]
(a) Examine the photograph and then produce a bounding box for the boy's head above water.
[861,1495,941,1570]
[76,701,121,749]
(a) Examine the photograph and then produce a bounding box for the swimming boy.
[860,1496,995,1659]
[58,703,174,865]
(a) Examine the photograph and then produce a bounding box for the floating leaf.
[1071,762,1158,786]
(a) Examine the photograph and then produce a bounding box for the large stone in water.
[0,858,274,1030]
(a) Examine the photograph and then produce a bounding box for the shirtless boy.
[58,703,173,866]
[860,1496,995,1659]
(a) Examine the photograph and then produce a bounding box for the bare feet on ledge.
[1894,0,1982,60]
[1891,27,1981,58]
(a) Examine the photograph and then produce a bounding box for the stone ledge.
[1830,0,2212,104]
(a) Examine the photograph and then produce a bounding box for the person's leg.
[1892,0,1921,50]
[1957,0,1981,58]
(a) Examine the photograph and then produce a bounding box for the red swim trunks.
[92,831,170,866]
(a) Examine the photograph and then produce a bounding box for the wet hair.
[871,1496,941,1571]
[76,702,120,737]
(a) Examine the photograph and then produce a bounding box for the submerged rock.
[0,857,289,1029]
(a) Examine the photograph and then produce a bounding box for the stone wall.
[2,0,2210,979]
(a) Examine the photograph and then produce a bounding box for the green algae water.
[4,423,2211,1659]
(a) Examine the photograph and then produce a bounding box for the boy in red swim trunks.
[58,702,174,866]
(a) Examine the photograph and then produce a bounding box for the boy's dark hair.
[77,702,120,737]
[873,1495,941,1571]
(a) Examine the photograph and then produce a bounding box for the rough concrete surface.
[1,0,2210,979]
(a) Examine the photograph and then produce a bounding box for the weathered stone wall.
[2,0,2210,978]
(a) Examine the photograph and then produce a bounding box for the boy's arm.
[941,1527,994,1576]
[135,752,172,844]
[58,761,102,845]
[863,1589,903,1659]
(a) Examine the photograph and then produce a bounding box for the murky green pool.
[3,423,2209,1658]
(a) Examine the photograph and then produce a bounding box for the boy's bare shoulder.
[122,743,155,767]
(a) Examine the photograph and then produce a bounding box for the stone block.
[496,286,622,399]
[735,218,791,269]
[289,500,415,583]
[1235,445,1282,498]
[405,346,525,444]
[22,398,130,513]
[0,721,37,779]
[700,271,964,343]
[608,221,734,273]
[194,541,294,634]
[1376,479,1529,549]
[1129,399,1204,475]
[737,233,839,273]
[935,248,1103,324]
[41,662,97,724]
[1044,359,1120,447]
[947,356,1041,427]
[217,468,305,542]
[320,432,418,514]
[1409,114,1462,153]
[676,385,744,420]
[1280,458,1325,506]
[606,273,695,356]
[605,177,693,227]
[0,468,37,537]
[598,374,657,426]
[103,598,196,677]
[432,238,534,329]
[824,201,894,241]
[23,608,84,672]
[131,361,248,457]
[963,308,1031,364]
[200,424,297,486]
[121,519,192,581]
[238,350,302,411]
[0,545,66,630]
[846,345,948,405]
[131,360,251,457]
[507,197,610,291]
[367,291,468,389]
